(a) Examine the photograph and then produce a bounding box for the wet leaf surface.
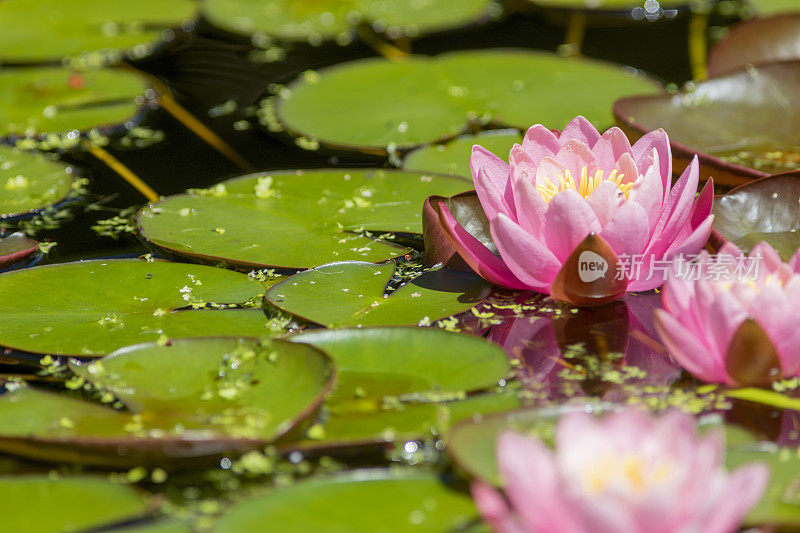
[0,475,150,532]
[275,49,657,153]
[0,233,39,269]
[0,338,334,466]
[0,145,75,218]
[0,67,146,137]
[615,62,800,185]
[284,327,516,449]
[402,130,522,179]
[0,0,197,63]
[137,169,470,270]
[712,173,800,259]
[0,259,272,356]
[203,0,495,42]
[288,326,510,400]
[266,261,491,327]
[215,470,479,533]
[708,14,800,77]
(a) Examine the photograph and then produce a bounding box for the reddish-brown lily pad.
[711,172,800,259]
[708,14,800,77]
[615,62,800,187]
[0,232,38,269]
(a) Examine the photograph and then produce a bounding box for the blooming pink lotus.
[472,408,768,533]
[655,241,800,387]
[432,116,714,305]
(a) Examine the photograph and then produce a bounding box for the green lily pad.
[137,169,470,270]
[215,470,479,532]
[614,62,800,186]
[0,338,334,466]
[522,0,683,9]
[292,390,522,451]
[402,130,522,179]
[284,327,514,449]
[288,327,511,400]
[712,173,800,259]
[0,145,75,218]
[727,445,800,527]
[0,0,197,64]
[114,520,193,533]
[0,475,149,532]
[446,406,573,485]
[202,0,495,42]
[272,49,658,154]
[0,67,146,138]
[0,259,272,356]
[751,0,800,15]
[267,261,491,327]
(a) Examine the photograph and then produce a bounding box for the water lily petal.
[472,145,515,221]
[599,200,650,259]
[513,176,548,239]
[646,156,701,259]
[631,128,671,192]
[628,150,664,237]
[654,309,727,383]
[521,124,561,166]
[592,127,633,171]
[586,181,624,227]
[558,115,601,147]
[553,140,600,179]
[543,189,602,263]
[491,213,562,292]
[663,214,715,260]
[497,431,585,533]
[471,482,526,533]
[438,203,530,290]
[702,464,769,533]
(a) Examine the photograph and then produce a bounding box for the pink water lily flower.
[472,408,768,533]
[438,116,714,305]
[655,241,800,387]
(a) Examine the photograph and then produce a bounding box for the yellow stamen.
[535,165,632,203]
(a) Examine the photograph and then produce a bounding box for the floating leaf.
[291,390,522,452]
[402,130,522,179]
[203,0,495,42]
[0,338,334,466]
[215,470,479,532]
[0,259,272,356]
[0,67,146,137]
[712,173,800,259]
[137,169,470,270]
[708,14,800,77]
[727,445,800,527]
[285,327,514,448]
[274,49,657,154]
[267,261,491,327]
[750,0,800,15]
[0,233,39,269]
[446,406,574,485]
[0,144,76,218]
[0,475,150,532]
[615,62,800,186]
[289,326,510,399]
[0,0,197,63]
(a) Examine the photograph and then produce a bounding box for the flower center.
[536,167,632,203]
[583,454,673,498]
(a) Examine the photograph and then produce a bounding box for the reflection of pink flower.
[472,408,767,533]
[439,116,713,300]
[655,242,800,386]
